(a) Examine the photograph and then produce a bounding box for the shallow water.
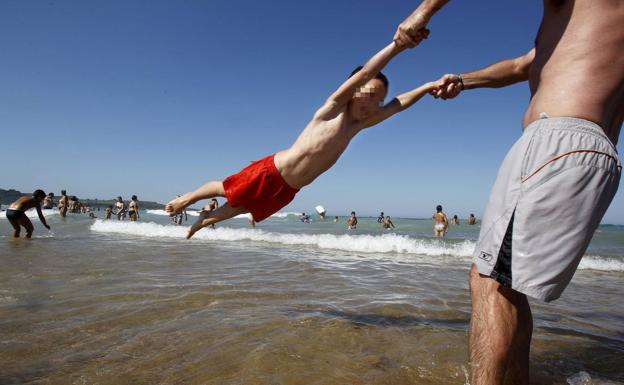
[1,210,623,384]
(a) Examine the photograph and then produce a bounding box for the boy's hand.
[430,73,463,100]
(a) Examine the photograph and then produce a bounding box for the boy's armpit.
[313,99,341,121]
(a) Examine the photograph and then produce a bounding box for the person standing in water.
[382,216,395,229]
[58,190,68,218]
[128,195,140,222]
[42,192,55,209]
[105,205,113,220]
[114,196,126,220]
[347,211,358,230]
[6,189,51,238]
[432,205,448,237]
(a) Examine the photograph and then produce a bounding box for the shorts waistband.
[524,116,621,169]
[525,116,616,149]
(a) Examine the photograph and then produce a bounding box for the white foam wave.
[90,220,475,258]
[578,256,624,272]
[90,221,624,272]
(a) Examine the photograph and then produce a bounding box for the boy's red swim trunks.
[223,154,299,222]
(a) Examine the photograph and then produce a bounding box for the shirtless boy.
[167,36,433,238]
[6,190,51,238]
[58,190,68,218]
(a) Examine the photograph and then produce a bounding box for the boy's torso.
[275,107,362,189]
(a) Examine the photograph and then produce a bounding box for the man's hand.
[430,73,463,100]
[394,10,431,48]
[395,27,430,49]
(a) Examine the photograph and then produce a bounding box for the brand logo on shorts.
[478,251,493,262]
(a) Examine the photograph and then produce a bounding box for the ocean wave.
[89,221,624,272]
[90,220,476,258]
[578,256,624,272]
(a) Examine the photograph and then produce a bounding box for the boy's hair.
[349,66,389,90]
[33,189,46,199]
[131,195,137,200]
[436,205,443,212]
[61,190,66,195]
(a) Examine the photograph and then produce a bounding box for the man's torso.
[524,0,624,143]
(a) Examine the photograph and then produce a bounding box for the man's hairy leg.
[469,265,532,385]
[166,181,225,216]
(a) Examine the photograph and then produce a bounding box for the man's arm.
[315,42,408,121]
[36,206,50,230]
[432,48,535,100]
[361,82,436,128]
[394,0,450,46]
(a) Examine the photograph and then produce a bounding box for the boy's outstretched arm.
[315,39,424,121]
[361,81,436,129]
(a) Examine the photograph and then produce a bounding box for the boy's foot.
[165,193,192,216]
[187,210,211,239]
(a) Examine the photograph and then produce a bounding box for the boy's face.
[349,78,387,121]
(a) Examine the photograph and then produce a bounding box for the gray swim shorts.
[473,116,621,302]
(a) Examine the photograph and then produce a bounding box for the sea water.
[1,210,623,384]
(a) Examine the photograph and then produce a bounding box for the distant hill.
[0,188,164,209]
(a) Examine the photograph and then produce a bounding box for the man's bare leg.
[20,217,34,239]
[166,181,225,216]
[469,264,532,385]
[187,203,247,239]
[8,219,20,238]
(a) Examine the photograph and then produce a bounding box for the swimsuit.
[473,116,621,302]
[223,154,299,222]
[5,209,27,221]
[434,223,446,231]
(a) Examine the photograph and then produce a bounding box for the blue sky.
[1,1,622,223]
